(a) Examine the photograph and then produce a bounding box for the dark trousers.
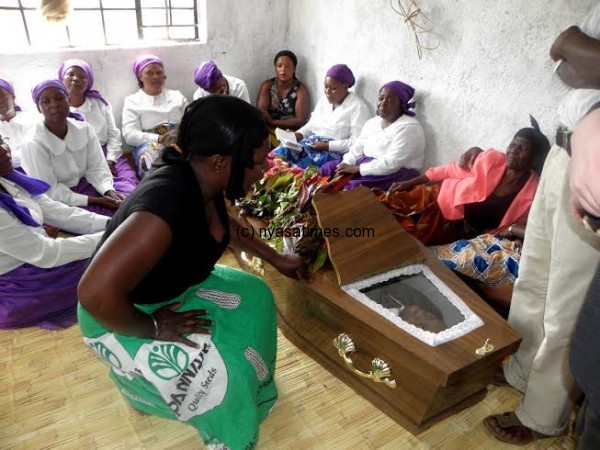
[576,397,600,450]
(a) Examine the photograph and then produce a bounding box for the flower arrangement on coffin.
[236,159,351,272]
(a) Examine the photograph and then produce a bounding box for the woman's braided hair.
[161,95,269,200]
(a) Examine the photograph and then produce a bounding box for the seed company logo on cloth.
[84,334,141,380]
[136,335,228,421]
[90,341,122,369]
[148,344,190,380]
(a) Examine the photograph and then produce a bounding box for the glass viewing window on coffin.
[0,0,203,50]
[341,264,484,347]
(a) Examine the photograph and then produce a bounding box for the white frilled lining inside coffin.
[341,264,484,347]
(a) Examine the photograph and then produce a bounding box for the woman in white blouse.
[320,80,425,190]
[122,54,189,178]
[0,78,38,170]
[0,140,107,329]
[20,80,124,217]
[59,59,138,194]
[192,60,250,103]
[272,64,371,168]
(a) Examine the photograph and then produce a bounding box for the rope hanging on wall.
[389,0,438,59]
[40,0,72,23]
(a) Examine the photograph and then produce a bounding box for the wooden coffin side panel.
[268,268,498,433]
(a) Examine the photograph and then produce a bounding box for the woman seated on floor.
[77,96,306,449]
[0,140,108,329]
[319,80,424,189]
[0,78,38,171]
[122,54,189,178]
[20,80,126,217]
[193,60,250,103]
[256,50,310,147]
[390,118,550,313]
[272,64,371,168]
[59,59,138,195]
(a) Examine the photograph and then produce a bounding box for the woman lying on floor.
[271,63,371,168]
[0,139,107,329]
[319,80,425,190]
[390,118,550,314]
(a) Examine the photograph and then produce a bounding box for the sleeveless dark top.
[267,77,300,120]
[96,163,230,304]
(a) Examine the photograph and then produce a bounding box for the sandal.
[483,412,551,445]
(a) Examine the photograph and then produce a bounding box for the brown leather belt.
[555,125,572,154]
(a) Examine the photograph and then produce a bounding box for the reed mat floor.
[1,250,577,449]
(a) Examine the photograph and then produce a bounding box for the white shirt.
[557,3,600,128]
[342,115,425,177]
[193,74,251,103]
[296,92,372,153]
[20,119,114,207]
[0,111,39,168]
[0,176,107,275]
[122,88,189,147]
[72,97,123,162]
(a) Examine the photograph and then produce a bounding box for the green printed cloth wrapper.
[78,265,278,450]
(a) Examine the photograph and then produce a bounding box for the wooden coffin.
[233,187,521,434]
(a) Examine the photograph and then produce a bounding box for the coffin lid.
[312,186,426,286]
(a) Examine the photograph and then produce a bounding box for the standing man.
[484,4,600,445]
[569,107,600,450]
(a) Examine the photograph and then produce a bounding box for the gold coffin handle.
[333,333,396,388]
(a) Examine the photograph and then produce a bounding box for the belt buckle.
[556,126,572,152]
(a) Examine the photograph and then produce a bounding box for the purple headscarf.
[325,64,355,87]
[0,78,22,112]
[0,79,15,96]
[381,81,416,117]
[58,59,108,106]
[133,54,163,77]
[193,60,223,90]
[31,79,84,122]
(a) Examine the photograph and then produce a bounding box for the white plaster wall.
[285,0,597,167]
[0,0,288,128]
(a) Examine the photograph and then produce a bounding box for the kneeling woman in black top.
[78,96,305,449]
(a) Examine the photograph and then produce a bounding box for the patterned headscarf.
[381,81,416,117]
[193,60,223,90]
[325,64,355,87]
[132,54,163,77]
[58,59,108,106]
[31,80,84,121]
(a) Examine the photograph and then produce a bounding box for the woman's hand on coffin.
[335,163,359,175]
[270,252,310,280]
[151,302,213,348]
